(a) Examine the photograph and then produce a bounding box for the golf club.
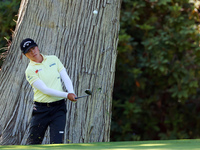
[75,89,92,99]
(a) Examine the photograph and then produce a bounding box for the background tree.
[0,0,121,145]
[2,0,200,143]
[111,0,200,141]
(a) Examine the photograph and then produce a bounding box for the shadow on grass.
[0,139,200,150]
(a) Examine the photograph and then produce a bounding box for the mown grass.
[0,139,200,150]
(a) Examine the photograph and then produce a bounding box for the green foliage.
[0,0,20,66]
[111,0,200,141]
[1,0,200,143]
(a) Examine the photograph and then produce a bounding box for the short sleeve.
[25,68,39,85]
[54,56,64,72]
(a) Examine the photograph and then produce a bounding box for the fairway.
[0,139,200,150]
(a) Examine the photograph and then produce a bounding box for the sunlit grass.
[0,139,200,150]
[137,143,167,147]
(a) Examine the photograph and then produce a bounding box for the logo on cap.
[23,41,32,48]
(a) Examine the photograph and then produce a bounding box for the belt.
[34,99,65,107]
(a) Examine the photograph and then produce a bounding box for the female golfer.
[20,38,76,144]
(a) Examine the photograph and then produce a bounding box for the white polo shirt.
[25,55,65,103]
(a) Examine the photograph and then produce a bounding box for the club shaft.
[75,95,89,99]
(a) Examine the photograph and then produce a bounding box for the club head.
[85,89,92,95]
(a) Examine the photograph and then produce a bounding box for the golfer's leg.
[28,106,49,144]
[28,121,48,144]
[50,105,66,144]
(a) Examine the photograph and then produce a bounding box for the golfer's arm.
[32,79,68,98]
[59,68,75,94]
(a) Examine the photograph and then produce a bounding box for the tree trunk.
[0,0,121,145]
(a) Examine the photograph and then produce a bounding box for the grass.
[0,139,200,150]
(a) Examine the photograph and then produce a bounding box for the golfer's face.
[25,46,40,61]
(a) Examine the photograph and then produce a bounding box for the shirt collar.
[30,54,47,66]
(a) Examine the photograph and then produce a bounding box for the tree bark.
[0,0,121,145]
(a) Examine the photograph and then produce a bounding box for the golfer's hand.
[67,93,77,102]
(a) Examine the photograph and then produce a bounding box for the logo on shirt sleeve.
[27,75,33,81]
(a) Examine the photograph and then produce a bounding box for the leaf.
[158,0,171,5]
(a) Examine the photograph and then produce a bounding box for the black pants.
[28,99,67,144]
